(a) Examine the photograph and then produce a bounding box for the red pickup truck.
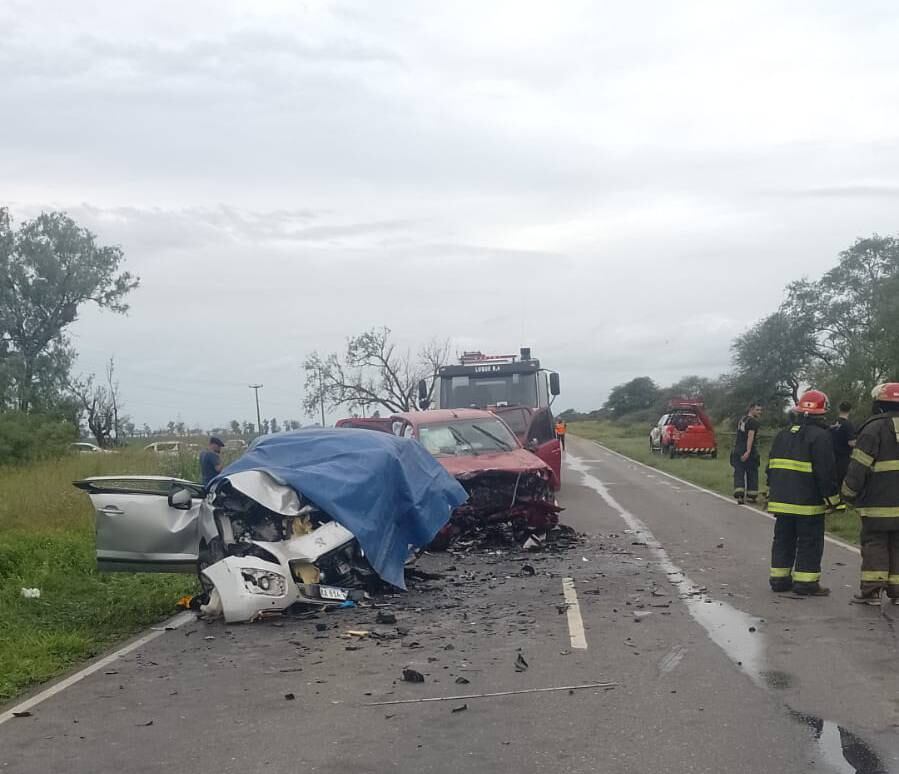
[649,400,717,458]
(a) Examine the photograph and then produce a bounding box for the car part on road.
[365,682,619,706]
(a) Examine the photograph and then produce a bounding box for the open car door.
[524,409,562,491]
[73,476,205,573]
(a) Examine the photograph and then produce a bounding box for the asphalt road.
[3,434,899,773]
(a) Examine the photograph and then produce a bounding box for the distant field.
[0,449,205,702]
[568,420,860,545]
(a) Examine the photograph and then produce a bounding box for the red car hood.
[437,448,550,479]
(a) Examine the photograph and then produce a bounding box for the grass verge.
[0,450,202,702]
[569,420,860,545]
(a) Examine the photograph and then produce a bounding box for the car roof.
[393,408,497,425]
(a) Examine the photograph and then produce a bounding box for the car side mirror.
[549,372,560,396]
[168,487,193,510]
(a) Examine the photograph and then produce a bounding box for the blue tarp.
[213,428,468,589]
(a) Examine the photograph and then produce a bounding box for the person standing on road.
[732,402,763,504]
[555,419,567,451]
[830,401,857,507]
[766,390,840,596]
[200,436,225,486]
[840,383,899,605]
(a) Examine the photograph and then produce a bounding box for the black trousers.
[770,514,825,591]
[859,518,899,597]
[557,434,566,450]
[835,456,850,489]
[732,455,759,501]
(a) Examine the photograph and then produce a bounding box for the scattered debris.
[345,630,369,638]
[520,564,536,576]
[137,720,154,727]
[366,682,618,706]
[633,611,652,622]
[284,693,296,701]
[12,711,33,718]
[514,654,529,672]
[748,626,757,633]
[403,669,426,683]
[315,623,328,632]
[376,611,398,625]
[455,676,470,685]
[452,704,469,713]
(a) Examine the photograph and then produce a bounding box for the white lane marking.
[0,611,195,725]
[562,578,588,650]
[567,454,765,685]
[583,440,861,556]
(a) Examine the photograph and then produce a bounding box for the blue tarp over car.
[212,428,468,589]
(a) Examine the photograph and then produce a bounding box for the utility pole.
[249,384,263,433]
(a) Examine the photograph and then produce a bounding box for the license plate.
[319,585,349,601]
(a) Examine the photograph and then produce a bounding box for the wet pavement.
[2,435,899,773]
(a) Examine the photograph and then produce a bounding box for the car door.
[73,476,206,573]
[524,409,562,490]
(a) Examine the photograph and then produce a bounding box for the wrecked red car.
[489,405,561,489]
[340,409,561,547]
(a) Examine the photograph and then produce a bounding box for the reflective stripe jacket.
[841,411,899,519]
[766,417,839,516]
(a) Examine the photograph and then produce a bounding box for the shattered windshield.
[418,419,519,457]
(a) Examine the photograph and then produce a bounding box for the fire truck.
[419,347,563,487]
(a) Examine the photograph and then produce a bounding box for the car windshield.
[418,418,518,457]
[441,373,538,408]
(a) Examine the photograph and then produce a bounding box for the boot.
[735,496,745,505]
[794,584,830,597]
[851,591,882,606]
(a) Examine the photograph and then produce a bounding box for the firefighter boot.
[794,583,830,597]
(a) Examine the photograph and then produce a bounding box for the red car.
[339,409,560,546]
[489,405,562,490]
[649,400,718,458]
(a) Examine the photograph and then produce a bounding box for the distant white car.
[71,442,111,454]
[143,441,183,455]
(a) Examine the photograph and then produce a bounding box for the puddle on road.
[567,453,895,774]
[791,711,890,774]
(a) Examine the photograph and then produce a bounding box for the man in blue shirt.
[200,437,224,485]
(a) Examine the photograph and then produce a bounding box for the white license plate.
[319,585,349,601]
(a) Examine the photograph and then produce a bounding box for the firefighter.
[767,390,840,596]
[732,401,763,504]
[840,383,899,605]
[555,418,567,450]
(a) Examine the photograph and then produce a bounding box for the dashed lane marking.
[562,577,588,650]
[0,610,195,726]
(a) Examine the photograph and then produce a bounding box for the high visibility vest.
[555,423,566,435]
[842,412,899,519]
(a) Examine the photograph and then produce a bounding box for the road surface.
[2,434,898,773]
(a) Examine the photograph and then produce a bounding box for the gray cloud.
[5,1,899,424]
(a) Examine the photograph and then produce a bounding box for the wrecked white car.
[74,428,468,623]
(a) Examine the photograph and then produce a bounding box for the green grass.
[569,420,860,545]
[0,449,203,702]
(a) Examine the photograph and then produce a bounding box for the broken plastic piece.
[514,654,529,672]
[402,668,425,683]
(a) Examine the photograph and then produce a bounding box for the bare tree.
[303,328,450,417]
[70,358,123,448]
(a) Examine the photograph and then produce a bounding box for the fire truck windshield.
[440,372,538,409]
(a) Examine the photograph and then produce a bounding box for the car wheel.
[197,536,226,592]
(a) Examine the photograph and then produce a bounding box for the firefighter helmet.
[871,383,899,403]
[796,389,829,415]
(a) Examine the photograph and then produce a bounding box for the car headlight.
[241,569,287,596]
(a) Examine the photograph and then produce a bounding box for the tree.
[175,421,185,436]
[142,423,152,438]
[0,208,139,411]
[270,417,280,433]
[288,420,301,430]
[603,377,660,417]
[303,328,450,417]
[261,419,270,434]
[124,421,136,438]
[229,420,241,435]
[243,421,255,436]
[167,421,176,435]
[70,361,122,448]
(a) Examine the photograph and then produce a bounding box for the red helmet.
[796,389,829,415]
[872,383,899,403]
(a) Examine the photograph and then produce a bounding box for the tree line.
[574,234,899,426]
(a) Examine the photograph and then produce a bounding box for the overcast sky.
[5,0,899,428]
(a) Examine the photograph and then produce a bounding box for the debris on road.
[376,611,398,625]
[514,654,529,672]
[402,668,426,683]
[11,711,33,718]
[284,693,296,701]
[452,704,468,713]
[455,677,470,685]
[365,682,619,706]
